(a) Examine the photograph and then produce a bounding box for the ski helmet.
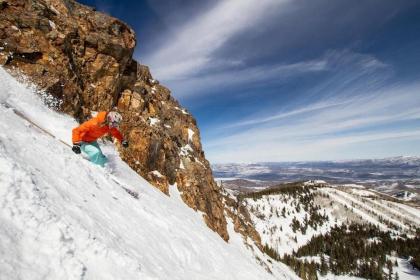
[107,111,122,127]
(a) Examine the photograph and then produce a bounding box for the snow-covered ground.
[0,68,299,280]
[245,191,337,256]
[245,184,420,257]
[239,184,420,279]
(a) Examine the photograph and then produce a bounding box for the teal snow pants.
[81,141,107,167]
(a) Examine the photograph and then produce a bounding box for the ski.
[2,101,71,148]
[108,174,140,199]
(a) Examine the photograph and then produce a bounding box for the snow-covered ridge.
[244,185,419,257]
[0,68,299,279]
[234,182,420,279]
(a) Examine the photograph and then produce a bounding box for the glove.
[72,143,81,154]
[122,140,129,148]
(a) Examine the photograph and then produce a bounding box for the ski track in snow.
[387,201,420,222]
[320,188,388,230]
[242,186,420,280]
[366,198,420,227]
[328,189,409,230]
[0,68,300,280]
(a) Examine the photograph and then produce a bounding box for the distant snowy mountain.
[336,156,420,166]
[213,158,420,204]
[0,68,299,279]
[213,157,420,181]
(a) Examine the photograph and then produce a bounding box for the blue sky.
[79,0,420,163]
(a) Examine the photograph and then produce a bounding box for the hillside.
[224,182,420,279]
[0,68,300,279]
[0,0,228,241]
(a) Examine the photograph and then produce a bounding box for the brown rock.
[224,194,262,249]
[0,52,8,65]
[147,171,169,195]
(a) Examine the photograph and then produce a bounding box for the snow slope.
[0,68,299,280]
[244,189,337,256]
[244,186,419,258]
[239,185,420,279]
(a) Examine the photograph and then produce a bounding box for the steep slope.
[0,68,300,279]
[0,0,228,240]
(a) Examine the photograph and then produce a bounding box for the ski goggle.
[109,121,120,128]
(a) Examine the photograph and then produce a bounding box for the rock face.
[0,0,228,241]
[223,190,262,249]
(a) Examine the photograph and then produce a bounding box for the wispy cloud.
[208,129,420,163]
[144,0,289,80]
[137,0,420,163]
[204,74,420,162]
[165,58,329,98]
[221,50,389,128]
[224,100,350,128]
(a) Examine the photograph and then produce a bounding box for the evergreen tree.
[320,254,328,276]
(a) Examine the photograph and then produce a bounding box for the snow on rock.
[49,20,56,29]
[187,128,195,142]
[179,144,193,157]
[148,117,160,126]
[0,68,296,280]
[151,170,163,178]
[194,157,206,168]
[174,106,189,115]
[179,160,185,170]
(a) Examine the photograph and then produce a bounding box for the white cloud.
[208,129,420,163]
[205,82,420,163]
[138,1,418,163]
[224,99,349,128]
[146,48,388,98]
[164,58,328,97]
[144,0,289,80]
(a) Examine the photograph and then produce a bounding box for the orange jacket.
[72,111,123,144]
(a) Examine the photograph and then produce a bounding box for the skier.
[71,111,129,167]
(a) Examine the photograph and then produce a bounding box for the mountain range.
[213,158,420,204]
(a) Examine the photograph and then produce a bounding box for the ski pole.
[3,102,72,148]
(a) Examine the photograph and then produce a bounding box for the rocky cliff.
[0,0,229,241]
